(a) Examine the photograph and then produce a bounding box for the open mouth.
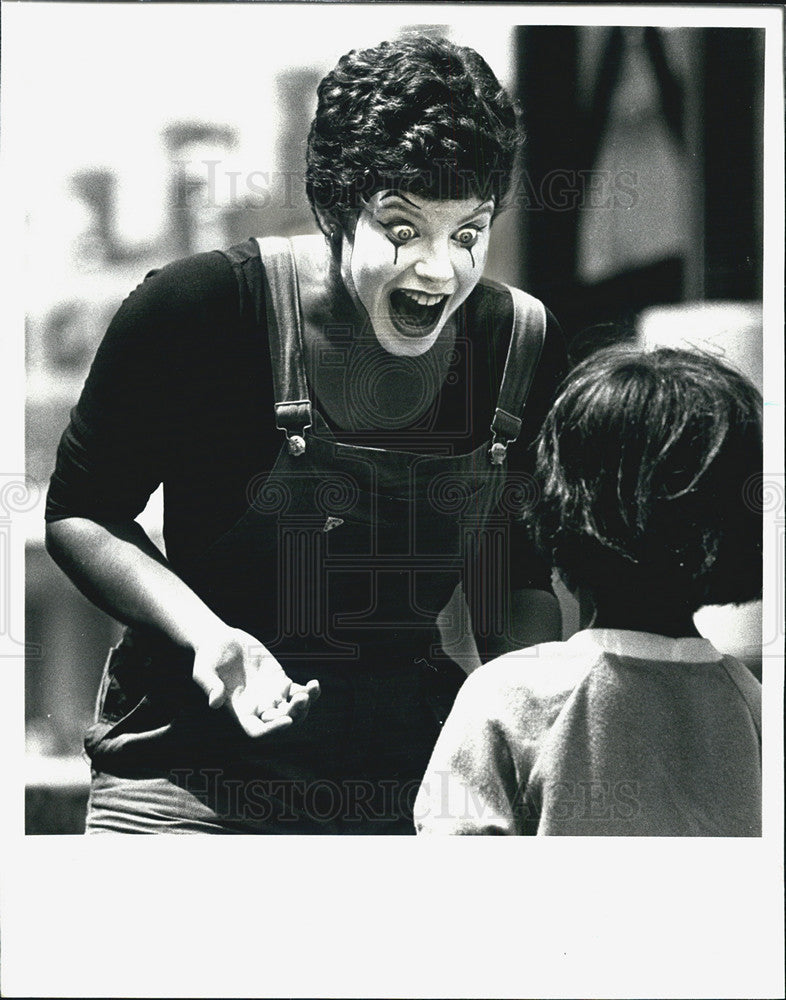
[389,289,448,337]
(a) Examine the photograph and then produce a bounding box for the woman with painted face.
[45,34,567,833]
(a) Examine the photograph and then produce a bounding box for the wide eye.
[453,226,481,248]
[387,222,418,245]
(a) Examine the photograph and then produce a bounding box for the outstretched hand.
[191,627,320,737]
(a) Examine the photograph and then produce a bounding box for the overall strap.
[255,236,312,456]
[489,286,547,465]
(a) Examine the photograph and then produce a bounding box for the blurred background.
[14,7,765,832]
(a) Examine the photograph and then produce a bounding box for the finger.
[282,690,311,723]
[207,680,227,710]
[288,679,320,703]
[304,679,321,702]
[261,715,294,736]
[261,689,317,724]
[237,712,293,738]
[248,673,289,708]
[259,702,290,723]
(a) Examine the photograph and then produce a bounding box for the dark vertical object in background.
[269,67,323,237]
[643,26,685,150]
[583,27,627,173]
[516,26,581,321]
[701,28,764,301]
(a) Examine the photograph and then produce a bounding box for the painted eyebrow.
[377,194,495,223]
[378,192,422,211]
[457,201,495,224]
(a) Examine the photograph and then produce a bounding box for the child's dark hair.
[529,347,762,611]
[306,34,523,239]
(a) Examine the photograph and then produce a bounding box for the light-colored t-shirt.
[415,629,761,836]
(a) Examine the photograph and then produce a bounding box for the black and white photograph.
[1,2,783,997]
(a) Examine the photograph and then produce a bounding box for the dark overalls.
[84,238,546,834]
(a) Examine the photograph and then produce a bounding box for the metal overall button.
[489,440,508,465]
[287,434,306,456]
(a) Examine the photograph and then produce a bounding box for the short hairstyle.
[529,347,763,611]
[305,34,523,238]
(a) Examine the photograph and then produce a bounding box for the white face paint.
[340,190,494,357]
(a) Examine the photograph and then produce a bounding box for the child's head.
[530,346,762,613]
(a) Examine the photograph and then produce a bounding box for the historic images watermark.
[172,158,640,215]
[167,767,644,829]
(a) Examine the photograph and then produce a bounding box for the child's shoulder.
[463,635,603,717]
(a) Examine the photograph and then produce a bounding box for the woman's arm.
[45,253,318,733]
[46,517,318,734]
[45,516,220,649]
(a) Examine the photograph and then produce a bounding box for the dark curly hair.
[306,34,523,239]
[528,347,763,612]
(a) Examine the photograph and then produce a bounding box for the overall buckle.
[275,400,312,456]
[489,407,522,465]
[489,436,509,465]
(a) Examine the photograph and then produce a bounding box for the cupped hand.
[191,626,320,737]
